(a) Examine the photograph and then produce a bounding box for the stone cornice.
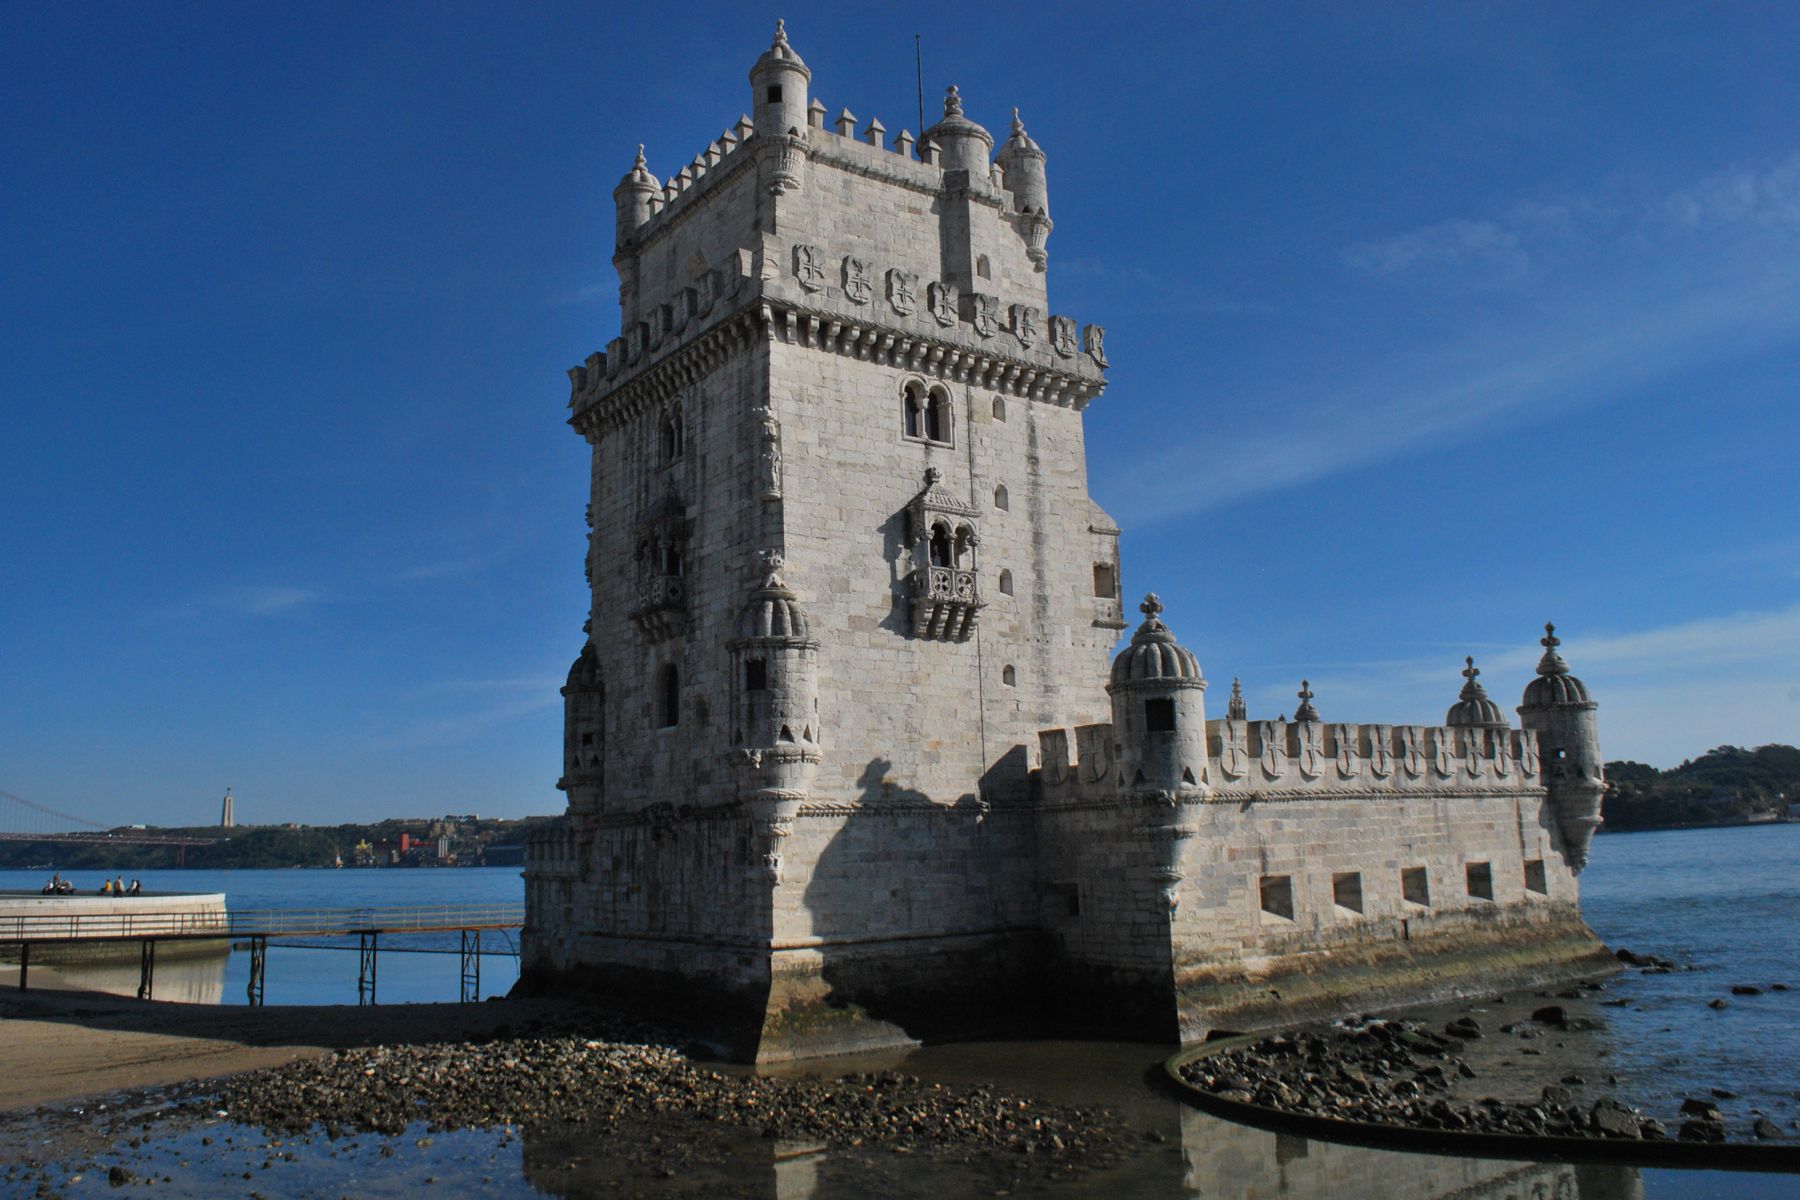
[761,296,1105,409]
[569,307,764,439]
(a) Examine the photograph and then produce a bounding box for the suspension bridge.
[0,788,218,865]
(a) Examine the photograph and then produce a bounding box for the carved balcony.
[629,573,686,642]
[909,565,981,641]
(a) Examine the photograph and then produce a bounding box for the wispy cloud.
[144,584,327,621]
[1105,152,1800,524]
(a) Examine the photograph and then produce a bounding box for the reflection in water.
[517,1039,1645,1200]
[47,945,227,1004]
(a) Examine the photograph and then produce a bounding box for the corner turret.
[1517,623,1605,871]
[612,145,660,249]
[995,108,1053,270]
[749,20,811,138]
[559,642,605,817]
[727,554,822,882]
[1108,594,1209,793]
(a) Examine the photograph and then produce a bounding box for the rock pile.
[211,1034,1120,1163]
[1175,1019,1715,1142]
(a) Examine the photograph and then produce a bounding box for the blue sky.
[3,3,1796,828]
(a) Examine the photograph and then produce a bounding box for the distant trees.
[1603,744,1800,831]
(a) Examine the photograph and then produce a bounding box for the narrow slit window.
[1001,665,1016,687]
[993,484,1009,511]
[997,569,1014,596]
[656,664,680,729]
[992,396,1006,421]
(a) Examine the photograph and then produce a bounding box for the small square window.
[1093,562,1117,598]
[1524,859,1548,895]
[1466,861,1493,902]
[745,659,767,692]
[1402,866,1431,907]
[1144,698,1176,732]
[766,86,782,104]
[1332,871,1363,914]
[1260,875,1294,920]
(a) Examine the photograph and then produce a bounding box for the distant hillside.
[0,815,560,872]
[1603,744,1800,831]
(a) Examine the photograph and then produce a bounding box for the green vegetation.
[0,815,559,872]
[1603,744,1800,831]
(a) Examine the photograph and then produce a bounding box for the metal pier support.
[17,943,28,991]
[246,934,267,1006]
[137,939,156,1000]
[459,928,481,1003]
[357,931,379,1005]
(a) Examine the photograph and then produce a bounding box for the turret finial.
[634,144,646,169]
[923,465,942,487]
[944,85,963,118]
[1536,621,1570,676]
[1227,677,1246,720]
[773,18,788,46]
[1139,593,1163,620]
[1011,107,1023,135]
[757,548,787,588]
[1295,681,1320,723]
[1462,656,1479,684]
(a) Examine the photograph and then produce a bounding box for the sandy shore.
[0,968,578,1113]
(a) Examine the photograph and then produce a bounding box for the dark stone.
[1614,948,1648,966]
[1541,1085,1573,1106]
[1753,1118,1783,1139]
[107,1166,136,1187]
[1444,1018,1482,1040]
[1710,1088,1737,1099]
[1589,1102,1640,1139]
[1730,985,1762,996]
[1678,1119,1726,1143]
[1679,1098,1723,1121]
[1530,1006,1568,1027]
[1708,999,1728,1010]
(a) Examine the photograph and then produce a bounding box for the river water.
[2,825,1796,1198]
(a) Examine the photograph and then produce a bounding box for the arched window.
[928,524,952,567]
[998,569,1014,595]
[656,664,680,728]
[902,381,923,439]
[953,525,975,569]
[991,396,1006,422]
[1002,665,1017,687]
[976,254,991,279]
[659,410,684,464]
[993,484,1009,511]
[923,388,951,443]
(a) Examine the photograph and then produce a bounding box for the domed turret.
[922,85,994,177]
[728,554,822,846]
[994,108,1048,216]
[749,20,811,138]
[1517,623,1605,871]
[613,145,660,247]
[559,642,605,817]
[1446,657,1510,729]
[1107,594,1209,792]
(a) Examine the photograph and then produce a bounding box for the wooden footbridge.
[1,902,525,1006]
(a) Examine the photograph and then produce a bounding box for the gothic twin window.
[901,379,953,446]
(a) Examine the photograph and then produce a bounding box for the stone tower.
[524,24,1118,1057]
[524,26,1613,1058]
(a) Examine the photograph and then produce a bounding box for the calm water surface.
[5,827,1797,1197]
